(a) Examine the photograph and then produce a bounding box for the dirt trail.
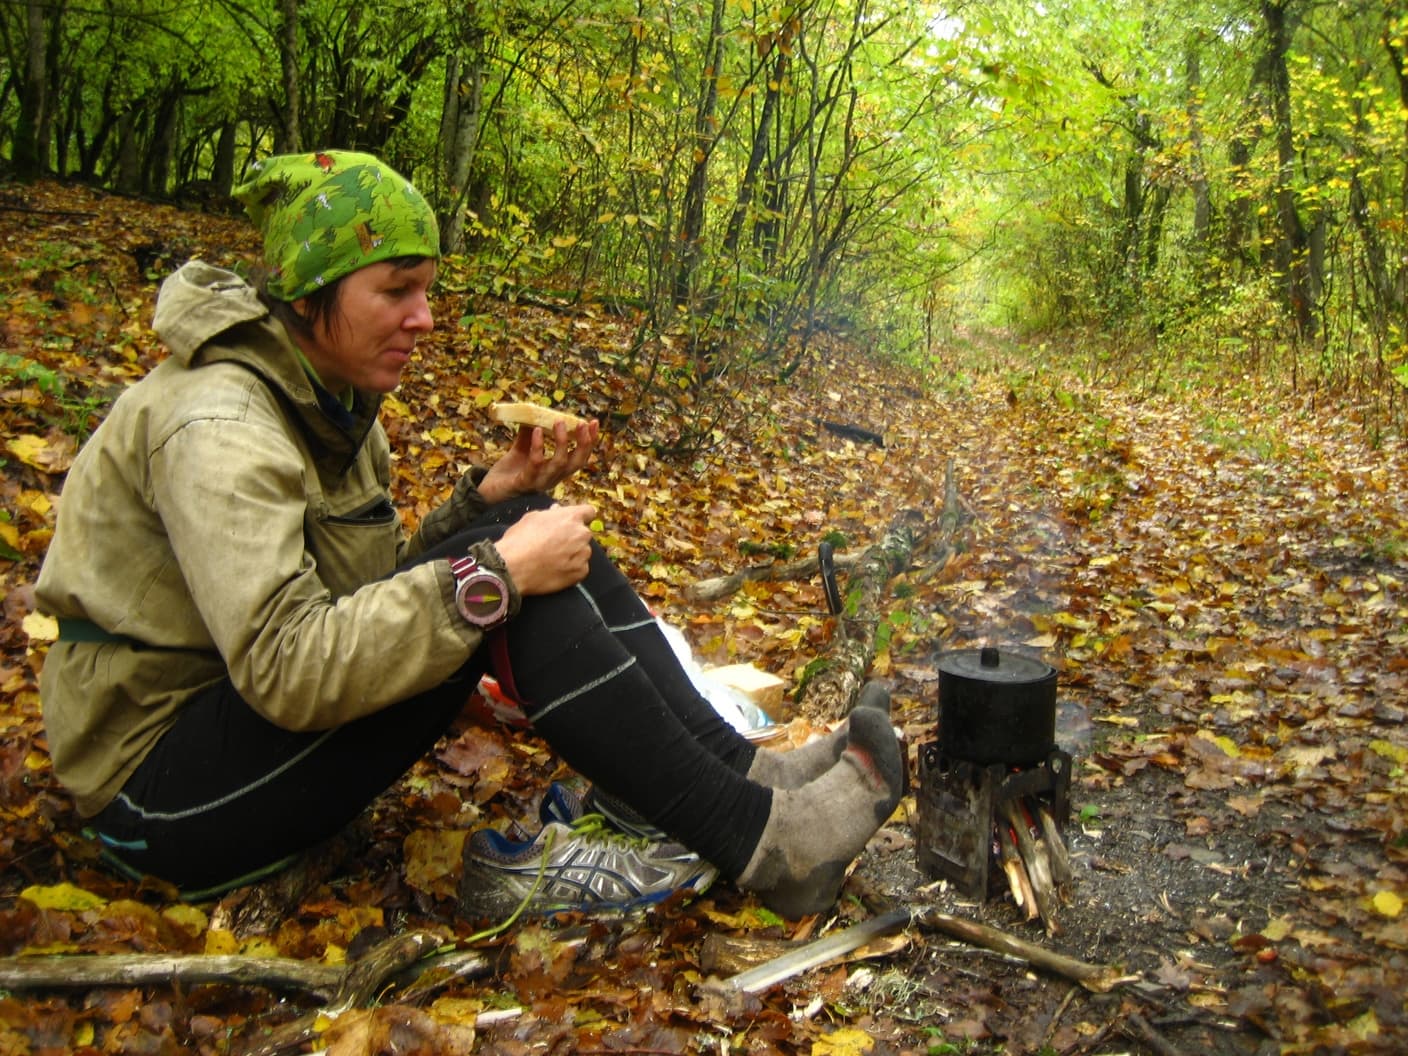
[847,358,1408,1053]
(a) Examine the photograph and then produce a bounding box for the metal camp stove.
[915,646,1073,902]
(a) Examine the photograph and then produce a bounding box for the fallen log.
[0,948,355,1001]
[685,549,863,604]
[0,931,494,1056]
[792,459,965,720]
[819,419,885,447]
[684,459,967,720]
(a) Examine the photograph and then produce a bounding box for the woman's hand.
[478,419,599,504]
[494,503,597,595]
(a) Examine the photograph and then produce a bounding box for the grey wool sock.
[745,681,893,790]
[736,706,904,918]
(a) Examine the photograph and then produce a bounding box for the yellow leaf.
[74,1022,95,1048]
[162,903,208,938]
[1348,1008,1380,1041]
[239,936,282,957]
[22,611,58,642]
[429,996,485,1022]
[383,395,413,419]
[19,489,52,517]
[0,522,20,548]
[1369,740,1408,767]
[1371,890,1403,918]
[1261,917,1294,941]
[6,433,74,473]
[1197,729,1240,757]
[21,882,108,911]
[812,1027,875,1054]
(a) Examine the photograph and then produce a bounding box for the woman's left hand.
[477,418,599,503]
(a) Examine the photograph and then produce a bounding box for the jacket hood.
[154,262,306,389]
[152,260,382,472]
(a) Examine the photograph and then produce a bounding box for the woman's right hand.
[492,503,597,595]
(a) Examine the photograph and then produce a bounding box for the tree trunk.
[144,82,183,195]
[792,459,964,721]
[721,46,787,258]
[213,122,238,195]
[113,109,141,193]
[276,0,302,152]
[1184,36,1212,252]
[10,0,50,177]
[672,0,726,307]
[439,42,485,254]
[1262,0,1316,337]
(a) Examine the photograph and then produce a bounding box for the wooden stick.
[235,935,488,1056]
[1125,1011,1190,1056]
[1002,800,1059,934]
[716,908,912,993]
[913,907,1131,994]
[996,819,1038,920]
[1036,802,1074,886]
[0,950,347,1001]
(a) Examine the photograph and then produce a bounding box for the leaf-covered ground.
[2,181,1406,1055]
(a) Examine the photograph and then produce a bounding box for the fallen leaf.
[1371,890,1403,919]
[21,882,107,912]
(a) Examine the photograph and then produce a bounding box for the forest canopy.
[3,0,1406,412]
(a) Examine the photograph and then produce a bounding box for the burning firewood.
[1002,799,1061,935]
[996,820,1039,921]
[1037,802,1074,887]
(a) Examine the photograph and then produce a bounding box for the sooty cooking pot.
[937,646,1057,766]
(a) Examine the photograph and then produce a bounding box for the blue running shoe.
[460,814,717,918]
[539,781,668,841]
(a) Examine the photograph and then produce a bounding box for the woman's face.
[295,258,437,394]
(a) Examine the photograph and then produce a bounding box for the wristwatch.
[448,553,510,629]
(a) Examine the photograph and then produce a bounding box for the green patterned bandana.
[233,150,440,301]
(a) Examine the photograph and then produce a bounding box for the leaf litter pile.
[1,181,1406,1055]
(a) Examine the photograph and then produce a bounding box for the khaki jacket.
[35,261,517,816]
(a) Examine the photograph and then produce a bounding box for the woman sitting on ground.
[34,150,904,919]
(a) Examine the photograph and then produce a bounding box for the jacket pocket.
[307,496,401,598]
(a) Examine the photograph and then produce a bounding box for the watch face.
[456,569,509,627]
[461,576,505,618]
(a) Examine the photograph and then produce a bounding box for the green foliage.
[0,353,107,442]
[5,0,1405,424]
[737,540,798,560]
[0,354,65,398]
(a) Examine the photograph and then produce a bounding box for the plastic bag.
[466,617,774,733]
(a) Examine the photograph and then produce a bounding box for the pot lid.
[937,646,1054,684]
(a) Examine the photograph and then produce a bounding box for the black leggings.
[91,495,770,896]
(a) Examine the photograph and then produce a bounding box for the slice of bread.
[488,402,588,432]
